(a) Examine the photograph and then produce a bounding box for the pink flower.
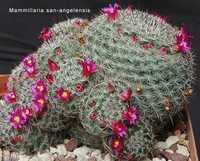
[122,106,140,125]
[176,26,190,42]
[72,19,83,28]
[75,83,85,93]
[7,107,28,129]
[112,120,127,137]
[176,25,191,54]
[80,58,96,78]
[176,41,191,54]
[24,66,38,78]
[131,35,139,42]
[48,59,60,72]
[54,47,62,55]
[32,80,48,95]
[22,107,33,118]
[160,46,168,55]
[38,27,53,41]
[89,111,98,120]
[109,136,124,154]
[46,73,55,84]
[107,82,115,94]
[141,42,155,50]
[23,55,36,68]
[32,95,48,112]
[102,3,120,22]
[120,88,133,102]
[56,87,73,102]
[4,90,17,104]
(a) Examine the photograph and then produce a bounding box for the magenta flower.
[75,83,85,93]
[102,3,120,22]
[120,88,133,102]
[112,120,127,137]
[4,90,17,104]
[46,73,55,84]
[131,35,139,43]
[54,47,62,55]
[109,135,124,154]
[48,59,60,72]
[24,66,38,78]
[23,55,36,68]
[56,87,73,102]
[176,41,191,53]
[80,58,96,78]
[32,95,48,112]
[122,106,140,125]
[176,26,190,42]
[176,26,191,54]
[7,107,28,129]
[22,107,33,118]
[32,79,48,95]
[160,46,168,55]
[72,18,83,28]
[89,111,98,120]
[38,27,53,41]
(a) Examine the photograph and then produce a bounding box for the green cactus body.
[82,9,193,125]
[0,6,194,160]
[0,20,88,152]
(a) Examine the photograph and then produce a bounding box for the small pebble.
[3,150,10,161]
[155,141,167,150]
[152,158,166,161]
[37,152,54,161]
[176,144,190,157]
[165,149,174,154]
[166,136,179,148]
[50,146,58,154]
[65,138,78,152]
[29,156,40,161]
[57,144,68,156]
[18,154,30,161]
[73,146,92,161]
[86,156,97,161]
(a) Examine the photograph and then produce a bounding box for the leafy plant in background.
[0,3,194,160]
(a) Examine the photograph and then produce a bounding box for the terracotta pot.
[187,109,199,161]
[0,74,9,96]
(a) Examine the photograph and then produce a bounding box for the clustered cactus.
[0,3,194,160]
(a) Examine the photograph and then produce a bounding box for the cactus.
[0,4,194,160]
[0,20,86,152]
[81,8,194,125]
